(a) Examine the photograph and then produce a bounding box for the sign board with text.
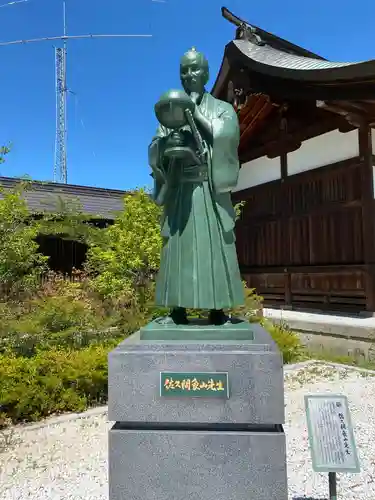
[160,372,229,398]
[305,394,360,473]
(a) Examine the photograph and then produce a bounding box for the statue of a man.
[149,47,244,325]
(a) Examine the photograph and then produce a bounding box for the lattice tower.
[54,46,67,183]
[1,0,152,183]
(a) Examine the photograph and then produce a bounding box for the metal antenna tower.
[54,46,67,182]
[54,1,67,183]
[1,0,152,184]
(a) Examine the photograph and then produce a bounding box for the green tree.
[0,183,48,295]
[36,194,102,245]
[86,189,162,299]
[0,144,11,165]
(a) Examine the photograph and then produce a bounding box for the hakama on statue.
[148,92,244,310]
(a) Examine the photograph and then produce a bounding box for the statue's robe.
[148,92,244,310]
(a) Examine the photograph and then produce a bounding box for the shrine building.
[212,7,375,314]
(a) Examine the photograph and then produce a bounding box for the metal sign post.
[328,471,337,500]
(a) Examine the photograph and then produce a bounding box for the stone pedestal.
[108,318,288,500]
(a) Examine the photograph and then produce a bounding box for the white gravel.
[1,361,375,500]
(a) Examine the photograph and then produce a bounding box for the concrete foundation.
[108,318,288,500]
[109,426,287,500]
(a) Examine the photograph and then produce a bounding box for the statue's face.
[180,54,209,95]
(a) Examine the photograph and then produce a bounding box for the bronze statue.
[149,47,244,325]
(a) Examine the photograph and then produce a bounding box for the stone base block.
[108,425,288,500]
[108,320,284,424]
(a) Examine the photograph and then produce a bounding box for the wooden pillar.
[280,151,292,307]
[280,151,288,180]
[358,125,375,313]
[279,110,292,309]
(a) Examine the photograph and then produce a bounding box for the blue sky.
[1,0,375,191]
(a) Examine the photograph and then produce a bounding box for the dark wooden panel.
[290,270,365,295]
[286,206,363,266]
[234,157,369,312]
[36,235,87,274]
[242,267,366,312]
[236,221,284,266]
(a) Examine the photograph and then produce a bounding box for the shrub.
[0,341,118,424]
[0,320,303,427]
[262,319,304,364]
[0,272,119,356]
[0,183,48,296]
[234,200,246,221]
[86,189,161,300]
[230,283,263,320]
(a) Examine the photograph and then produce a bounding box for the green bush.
[86,189,162,300]
[0,273,119,356]
[0,183,48,296]
[230,284,263,320]
[0,341,118,425]
[262,319,304,364]
[0,320,303,427]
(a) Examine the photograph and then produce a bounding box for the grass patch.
[301,350,375,373]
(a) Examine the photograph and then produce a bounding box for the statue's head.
[180,47,209,95]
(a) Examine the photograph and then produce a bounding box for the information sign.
[305,394,360,473]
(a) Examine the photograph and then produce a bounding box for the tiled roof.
[221,7,326,61]
[213,7,375,94]
[0,177,126,220]
[233,39,358,72]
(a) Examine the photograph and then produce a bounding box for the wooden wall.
[36,235,88,274]
[233,152,375,312]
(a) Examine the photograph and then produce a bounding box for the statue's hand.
[166,131,186,148]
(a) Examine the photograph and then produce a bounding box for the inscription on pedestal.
[160,372,229,398]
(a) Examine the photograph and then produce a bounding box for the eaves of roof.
[0,176,126,220]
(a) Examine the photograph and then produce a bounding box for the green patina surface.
[149,47,244,316]
[160,371,229,398]
[140,318,254,341]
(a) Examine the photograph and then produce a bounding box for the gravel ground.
[1,361,375,500]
